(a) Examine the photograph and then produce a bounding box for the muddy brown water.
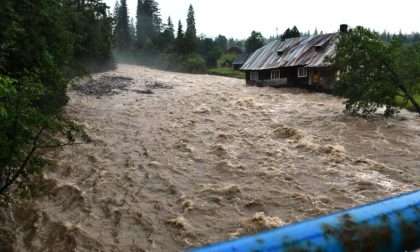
[1,64,419,251]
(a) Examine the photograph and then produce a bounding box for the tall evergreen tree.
[129,17,136,42]
[152,4,162,36]
[175,20,185,54]
[245,31,265,53]
[161,16,175,43]
[135,0,143,44]
[113,0,120,23]
[114,0,130,50]
[184,4,197,54]
[138,0,160,42]
[176,20,184,40]
[215,35,228,53]
[154,16,175,51]
[166,17,175,39]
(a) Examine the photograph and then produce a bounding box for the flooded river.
[1,64,419,251]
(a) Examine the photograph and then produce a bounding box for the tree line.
[112,0,273,72]
[0,0,113,202]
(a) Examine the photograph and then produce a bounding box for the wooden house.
[241,25,347,90]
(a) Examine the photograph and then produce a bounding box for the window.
[336,70,341,81]
[250,72,259,81]
[298,67,307,78]
[271,70,280,79]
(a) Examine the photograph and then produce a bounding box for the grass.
[395,94,420,112]
[208,67,245,79]
[394,83,420,112]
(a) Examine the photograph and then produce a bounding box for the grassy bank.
[396,94,420,112]
[395,83,420,112]
[209,67,245,79]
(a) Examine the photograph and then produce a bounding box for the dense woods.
[0,0,112,202]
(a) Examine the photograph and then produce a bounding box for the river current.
[1,64,419,251]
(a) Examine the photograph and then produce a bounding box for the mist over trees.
[112,0,256,72]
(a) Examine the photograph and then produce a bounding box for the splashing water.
[1,64,419,251]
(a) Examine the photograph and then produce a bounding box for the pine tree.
[215,35,228,53]
[138,0,160,42]
[245,31,265,53]
[129,17,136,42]
[154,16,175,51]
[175,20,185,54]
[152,4,162,36]
[114,0,130,50]
[135,0,143,44]
[184,4,197,54]
[113,0,120,24]
[167,17,175,39]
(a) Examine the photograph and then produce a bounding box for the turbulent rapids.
[1,64,419,251]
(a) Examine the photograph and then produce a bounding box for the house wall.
[274,67,299,86]
[307,68,336,90]
[245,71,262,85]
[246,67,336,89]
[246,70,287,86]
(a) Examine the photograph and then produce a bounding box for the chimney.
[340,24,348,33]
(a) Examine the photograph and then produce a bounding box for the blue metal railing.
[189,190,420,252]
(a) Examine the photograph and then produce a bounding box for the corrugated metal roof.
[241,33,339,70]
[232,53,252,65]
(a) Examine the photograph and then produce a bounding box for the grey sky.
[105,0,420,39]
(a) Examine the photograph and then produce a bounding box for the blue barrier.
[189,190,420,252]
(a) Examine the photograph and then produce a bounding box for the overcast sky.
[105,0,420,39]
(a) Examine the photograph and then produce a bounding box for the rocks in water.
[145,81,173,90]
[135,89,154,94]
[74,75,133,98]
[132,80,173,95]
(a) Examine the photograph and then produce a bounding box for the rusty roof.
[241,33,339,70]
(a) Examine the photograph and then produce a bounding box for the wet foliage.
[327,26,420,116]
[0,0,113,202]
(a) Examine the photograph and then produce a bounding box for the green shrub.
[218,53,236,66]
[181,53,206,73]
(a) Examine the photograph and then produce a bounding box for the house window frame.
[250,71,259,81]
[298,67,308,78]
[271,70,280,80]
